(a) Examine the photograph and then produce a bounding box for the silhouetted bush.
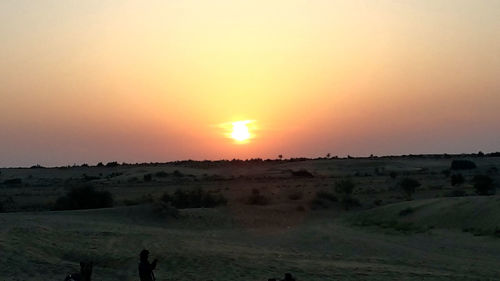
[398,178,421,199]
[451,173,465,186]
[172,170,184,177]
[451,160,476,170]
[155,171,169,177]
[152,201,179,218]
[123,194,154,206]
[310,190,338,209]
[341,197,361,210]
[105,161,119,167]
[473,175,495,195]
[247,188,269,205]
[3,178,22,185]
[316,191,338,202]
[444,189,467,197]
[399,207,414,216]
[389,171,398,179]
[161,188,227,209]
[143,174,152,182]
[0,202,4,213]
[288,191,303,200]
[335,179,355,196]
[291,169,314,178]
[53,185,114,210]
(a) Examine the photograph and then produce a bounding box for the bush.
[399,178,420,199]
[3,178,22,185]
[341,197,361,210]
[161,188,227,209]
[143,174,152,182]
[316,191,338,202]
[451,173,465,186]
[335,179,355,196]
[473,175,495,195]
[451,160,476,170]
[53,185,114,210]
[399,207,414,216]
[247,188,269,206]
[291,169,314,178]
[389,171,398,179]
[152,201,179,218]
[155,171,169,178]
[288,191,303,200]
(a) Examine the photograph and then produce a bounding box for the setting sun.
[231,121,252,142]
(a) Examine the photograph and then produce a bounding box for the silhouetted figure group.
[64,250,297,281]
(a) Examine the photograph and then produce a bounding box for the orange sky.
[0,0,499,166]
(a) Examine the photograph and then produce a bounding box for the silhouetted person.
[139,249,158,281]
[64,262,93,281]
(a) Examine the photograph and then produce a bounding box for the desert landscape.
[1,154,499,280]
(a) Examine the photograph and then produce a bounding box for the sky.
[0,0,499,167]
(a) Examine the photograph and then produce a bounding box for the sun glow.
[231,121,252,142]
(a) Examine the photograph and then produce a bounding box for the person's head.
[140,249,150,262]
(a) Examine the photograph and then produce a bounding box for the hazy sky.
[1,0,499,167]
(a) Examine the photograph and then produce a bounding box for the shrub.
[389,171,398,179]
[341,197,361,210]
[399,178,420,199]
[161,188,227,209]
[143,174,152,182]
[247,188,269,206]
[53,185,113,210]
[335,179,355,196]
[316,191,338,202]
[105,161,119,167]
[123,194,154,206]
[451,160,476,170]
[152,201,179,218]
[473,175,495,195]
[155,171,169,178]
[288,191,303,200]
[3,178,22,185]
[451,173,465,186]
[0,202,4,213]
[445,189,467,197]
[291,169,314,178]
[399,207,414,216]
[172,170,184,177]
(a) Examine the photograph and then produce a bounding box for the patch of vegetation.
[399,207,414,216]
[444,189,467,197]
[247,188,269,206]
[143,174,153,182]
[352,219,429,234]
[105,161,120,167]
[3,178,22,185]
[161,188,227,209]
[334,179,360,210]
[310,190,338,209]
[450,173,465,186]
[155,171,169,177]
[123,194,154,206]
[473,175,495,195]
[172,170,184,177]
[291,169,314,178]
[152,201,179,218]
[288,191,303,200]
[451,160,476,170]
[53,185,114,210]
[398,178,421,200]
